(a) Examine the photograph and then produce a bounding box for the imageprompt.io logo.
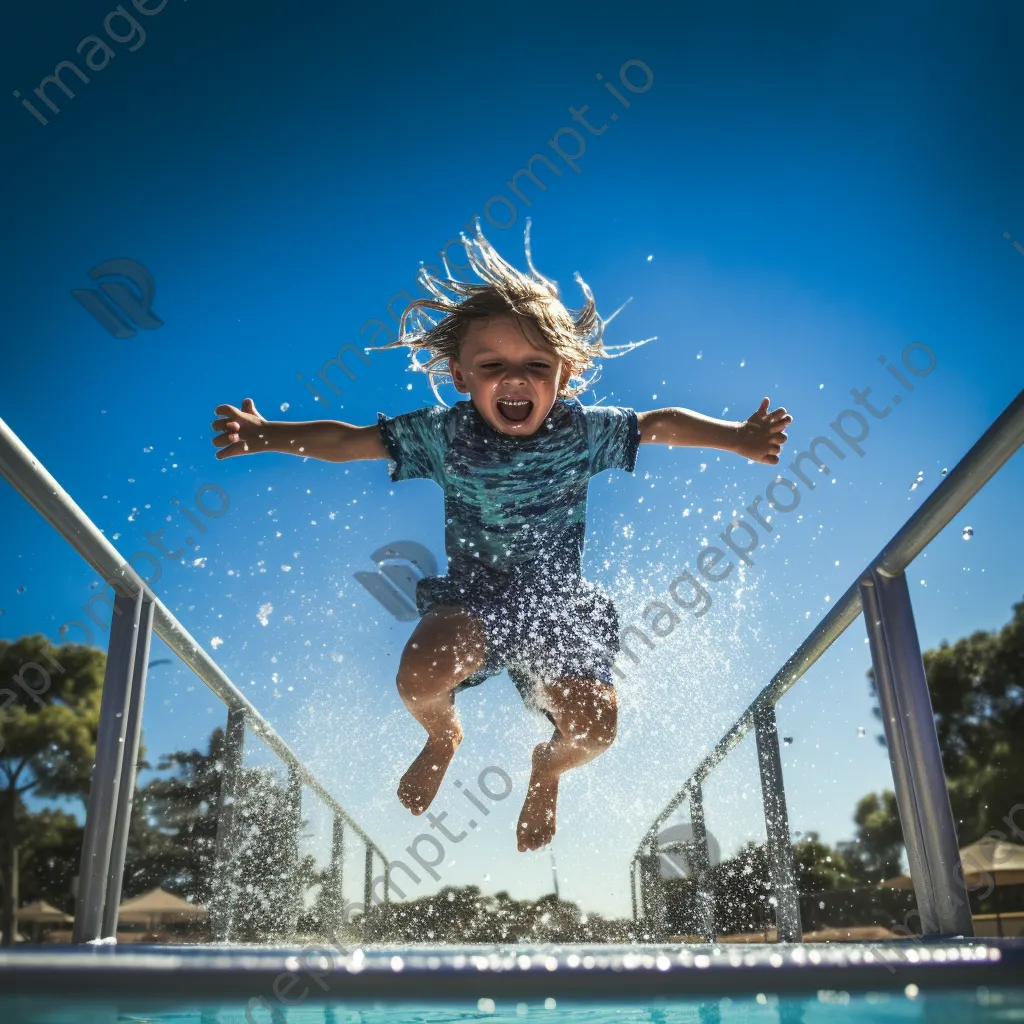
[72,258,164,339]
[657,822,722,880]
[355,542,438,621]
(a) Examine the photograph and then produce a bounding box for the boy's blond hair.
[375,218,650,403]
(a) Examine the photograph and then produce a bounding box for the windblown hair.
[374,218,651,404]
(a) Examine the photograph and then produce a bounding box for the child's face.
[449,315,570,437]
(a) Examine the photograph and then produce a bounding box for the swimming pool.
[1,940,1022,1023]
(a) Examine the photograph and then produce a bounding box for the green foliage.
[0,635,106,799]
[11,807,81,912]
[359,886,633,944]
[218,766,318,943]
[124,728,227,903]
[921,597,1024,841]
[1,635,107,941]
[864,595,1024,849]
[792,831,858,890]
[662,840,773,937]
[836,790,904,883]
[127,728,317,943]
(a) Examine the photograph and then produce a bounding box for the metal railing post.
[688,781,716,942]
[640,837,667,938]
[73,588,143,944]
[363,845,374,930]
[211,706,246,942]
[323,815,345,938]
[285,764,303,939]
[861,569,974,936]
[754,704,802,942]
[101,596,154,940]
[630,860,639,924]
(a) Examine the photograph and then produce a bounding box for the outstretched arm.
[211,398,387,463]
[638,398,792,466]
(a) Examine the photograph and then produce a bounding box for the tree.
[662,841,774,937]
[0,635,106,945]
[214,765,317,943]
[919,597,1024,841]
[128,729,318,942]
[837,791,904,883]
[865,595,1024,851]
[792,831,858,890]
[359,885,633,944]
[125,728,227,904]
[5,804,81,918]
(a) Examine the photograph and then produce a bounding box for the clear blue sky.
[1,0,1022,920]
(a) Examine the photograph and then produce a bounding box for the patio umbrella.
[11,901,73,943]
[879,837,1024,936]
[16,900,74,924]
[118,888,207,931]
[958,838,1024,886]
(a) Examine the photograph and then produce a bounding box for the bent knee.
[395,653,424,699]
[396,611,486,698]
[593,687,618,748]
[557,682,617,749]
[395,647,448,700]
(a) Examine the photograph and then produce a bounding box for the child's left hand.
[736,398,792,465]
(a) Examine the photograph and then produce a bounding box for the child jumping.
[211,221,791,852]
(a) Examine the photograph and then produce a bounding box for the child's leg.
[516,677,617,852]
[396,606,487,815]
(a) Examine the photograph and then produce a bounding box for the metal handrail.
[0,415,390,928]
[632,388,1024,932]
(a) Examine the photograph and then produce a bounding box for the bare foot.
[517,743,559,852]
[398,730,462,815]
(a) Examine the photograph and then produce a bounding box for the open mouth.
[496,397,534,424]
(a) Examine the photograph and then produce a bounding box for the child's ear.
[449,358,471,394]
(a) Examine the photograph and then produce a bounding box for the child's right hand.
[211,398,266,459]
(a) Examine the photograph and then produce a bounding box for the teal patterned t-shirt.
[377,399,640,576]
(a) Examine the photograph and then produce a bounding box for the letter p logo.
[354,541,438,621]
[72,258,164,339]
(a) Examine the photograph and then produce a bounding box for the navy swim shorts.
[414,559,620,717]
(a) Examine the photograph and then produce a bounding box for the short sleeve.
[377,406,450,483]
[580,404,640,476]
